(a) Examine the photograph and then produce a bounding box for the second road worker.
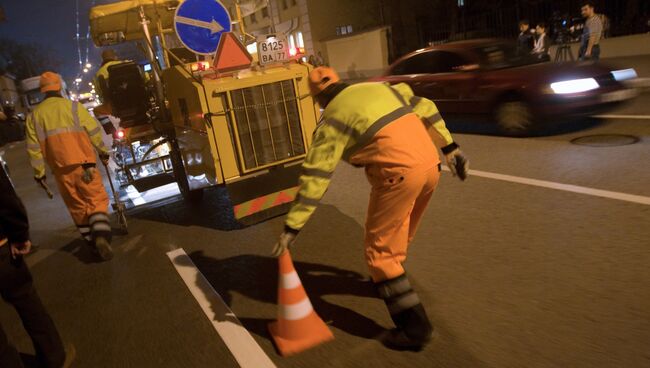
[93,49,127,106]
[25,72,114,261]
[272,67,469,351]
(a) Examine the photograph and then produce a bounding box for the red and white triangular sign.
[213,32,253,73]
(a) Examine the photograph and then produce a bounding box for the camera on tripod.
[549,13,583,62]
[550,13,583,45]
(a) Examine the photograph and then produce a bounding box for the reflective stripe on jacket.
[285,82,454,231]
[26,97,108,177]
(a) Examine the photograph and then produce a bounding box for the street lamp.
[83,68,89,73]
[85,63,92,68]
[75,78,82,83]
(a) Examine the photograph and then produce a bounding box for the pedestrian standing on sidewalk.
[0,160,74,367]
[579,1,603,61]
[25,72,114,261]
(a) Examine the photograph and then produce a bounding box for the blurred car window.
[26,89,45,106]
[393,51,468,75]
[475,42,541,70]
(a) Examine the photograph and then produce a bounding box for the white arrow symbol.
[176,16,224,34]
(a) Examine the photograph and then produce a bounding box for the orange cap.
[40,72,62,93]
[308,67,340,96]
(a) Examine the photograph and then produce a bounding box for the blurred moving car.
[373,39,638,135]
[77,93,99,113]
[0,105,25,146]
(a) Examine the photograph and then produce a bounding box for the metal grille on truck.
[230,80,306,171]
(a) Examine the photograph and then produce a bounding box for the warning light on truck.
[190,61,211,72]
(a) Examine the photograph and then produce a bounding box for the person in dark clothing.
[517,20,534,55]
[0,106,26,143]
[532,22,551,61]
[0,160,73,367]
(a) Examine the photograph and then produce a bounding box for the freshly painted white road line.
[167,248,276,368]
[125,185,146,206]
[593,114,650,120]
[442,167,650,206]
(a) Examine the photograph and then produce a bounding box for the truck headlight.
[550,78,599,94]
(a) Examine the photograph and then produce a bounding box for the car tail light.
[115,129,125,140]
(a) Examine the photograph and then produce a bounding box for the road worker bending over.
[272,67,469,350]
[26,72,114,261]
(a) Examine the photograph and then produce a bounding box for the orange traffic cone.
[268,250,334,356]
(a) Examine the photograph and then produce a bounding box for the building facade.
[222,0,384,64]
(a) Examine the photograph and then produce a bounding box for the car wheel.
[495,100,535,136]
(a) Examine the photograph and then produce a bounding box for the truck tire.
[169,138,204,204]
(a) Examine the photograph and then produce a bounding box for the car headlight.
[550,78,599,94]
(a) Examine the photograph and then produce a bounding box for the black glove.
[442,143,469,181]
[34,175,46,184]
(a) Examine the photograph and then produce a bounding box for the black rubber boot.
[384,303,433,351]
[376,274,433,351]
[94,236,113,261]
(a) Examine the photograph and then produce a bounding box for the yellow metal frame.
[224,79,308,175]
[164,62,319,185]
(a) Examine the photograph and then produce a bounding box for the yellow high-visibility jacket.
[26,96,109,178]
[285,82,455,231]
[94,60,126,102]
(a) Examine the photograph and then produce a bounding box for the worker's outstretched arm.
[25,114,46,179]
[78,103,109,156]
[284,122,347,233]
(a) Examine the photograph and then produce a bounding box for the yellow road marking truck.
[89,0,319,225]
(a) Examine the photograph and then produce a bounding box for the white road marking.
[125,185,146,206]
[593,114,650,120]
[442,166,650,206]
[166,248,276,368]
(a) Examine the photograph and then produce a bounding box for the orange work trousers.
[53,165,110,241]
[364,164,440,282]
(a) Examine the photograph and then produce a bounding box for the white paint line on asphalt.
[125,185,146,206]
[166,248,276,368]
[593,114,650,120]
[442,166,650,206]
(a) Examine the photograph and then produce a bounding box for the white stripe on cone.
[279,298,314,321]
[280,270,301,289]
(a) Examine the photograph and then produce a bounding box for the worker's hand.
[445,149,469,181]
[99,153,110,166]
[11,240,32,258]
[34,175,46,184]
[585,49,592,57]
[271,231,297,257]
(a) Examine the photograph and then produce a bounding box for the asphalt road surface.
[1,93,648,367]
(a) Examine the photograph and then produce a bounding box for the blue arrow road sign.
[174,0,232,55]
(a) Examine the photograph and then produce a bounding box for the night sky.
[0,0,115,85]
